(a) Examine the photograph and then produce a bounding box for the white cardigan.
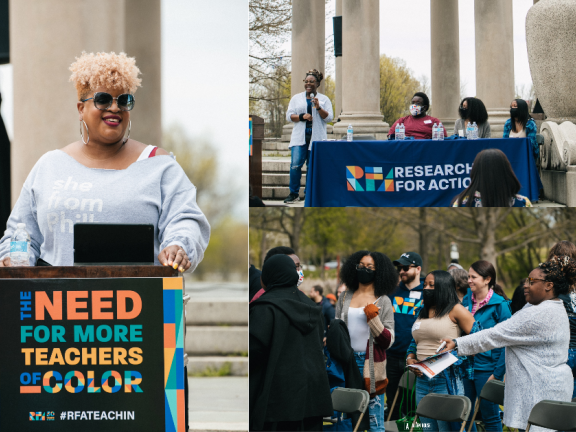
[286,91,334,149]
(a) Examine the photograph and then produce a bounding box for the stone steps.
[185,298,247,376]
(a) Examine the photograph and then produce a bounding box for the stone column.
[291,0,325,96]
[125,0,162,146]
[282,0,325,141]
[430,0,460,132]
[335,0,342,121]
[333,0,388,139]
[9,0,162,205]
[475,0,515,137]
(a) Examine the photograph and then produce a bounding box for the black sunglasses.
[396,265,416,272]
[81,92,135,112]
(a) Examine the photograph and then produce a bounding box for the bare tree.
[249,0,292,99]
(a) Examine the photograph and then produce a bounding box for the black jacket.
[326,319,370,431]
[249,286,333,430]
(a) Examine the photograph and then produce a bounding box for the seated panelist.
[388,92,446,140]
[0,51,210,271]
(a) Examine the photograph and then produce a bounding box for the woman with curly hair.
[284,69,333,204]
[0,52,210,270]
[441,255,576,432]
[406,270,476,432]
[453,97,491,138]
[334,250,397,432]
[547,241,576,398]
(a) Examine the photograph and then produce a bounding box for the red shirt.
[389,115,447,140]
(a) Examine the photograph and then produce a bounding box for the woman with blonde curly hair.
[440,255,576,431]
[0,51,210,270]
[284,69,333,204]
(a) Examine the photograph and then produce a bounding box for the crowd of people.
[270,66,541,208]
[249,242,576,432]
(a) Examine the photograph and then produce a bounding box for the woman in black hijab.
[249,254,333,431]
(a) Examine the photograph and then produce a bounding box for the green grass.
[189,362,232,377]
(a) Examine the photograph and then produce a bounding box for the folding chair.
[409,394,471,432]
[330,387,370,432]
[467,380,505,432]
[384,371,416,432]
[525,400,576,432]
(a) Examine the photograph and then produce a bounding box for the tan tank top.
[412,314,461,361]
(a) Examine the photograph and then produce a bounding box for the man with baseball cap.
[386,252,425,421]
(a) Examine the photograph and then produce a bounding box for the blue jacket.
[462,289,512,380]
[503,118,539,159]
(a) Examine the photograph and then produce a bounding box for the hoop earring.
[80,120,89,145]
[122,120,131,144]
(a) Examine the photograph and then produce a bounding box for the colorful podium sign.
[0,277,185,431]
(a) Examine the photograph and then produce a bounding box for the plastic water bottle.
[438,122,444,140]
[472,122,478,140]
[395,123,400,139]
[347,124,353,142]
[399,123,405,140]
[432,123,438,140]
[466,122,473,139]
[10,223,31,266]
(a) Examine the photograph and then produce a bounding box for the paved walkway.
[263,199,566,208]
[189,377,248,432]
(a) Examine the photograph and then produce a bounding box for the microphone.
[310,93,317,109]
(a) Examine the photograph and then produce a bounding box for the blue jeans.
[415,373,463,432]
[289,135,311,194]
[567,348,576,399]
[463,372,503,432]
[354,352,385,432]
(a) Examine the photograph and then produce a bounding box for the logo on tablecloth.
[347,167,394,192]
[346,164,472,193]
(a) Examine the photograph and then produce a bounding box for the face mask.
[297,270,304,287]
[510,108,519,118]
[357,268,375,284]
[423,289,435,306]
[410,104,423,117]
[459,107,468,118]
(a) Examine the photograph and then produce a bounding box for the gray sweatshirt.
[0,150,210,270]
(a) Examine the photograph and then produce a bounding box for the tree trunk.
[419,208,429,273]
[478,209,499,269]
[290,208,304,254]
[260,230,268,267]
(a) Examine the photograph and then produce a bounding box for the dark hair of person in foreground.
[263,246,296,264]
[419,270,460,319]
[339,250,398,297]
[539,255,576,297]
[453,148,521,207]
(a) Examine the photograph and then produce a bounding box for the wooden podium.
[0,265,189,431]
[0,265,178,279]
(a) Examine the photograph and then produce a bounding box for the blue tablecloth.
[304,138,539,207]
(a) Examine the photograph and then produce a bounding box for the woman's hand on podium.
[158,245,190,273]
[0,257,11,267]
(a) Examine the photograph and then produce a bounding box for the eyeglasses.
[396,265,415,272]
[295,264,302,271]
[81,92,135,111]
[356,264,375,271]
[526,277,547,286]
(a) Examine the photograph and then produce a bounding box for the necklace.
[81,139,127,162]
